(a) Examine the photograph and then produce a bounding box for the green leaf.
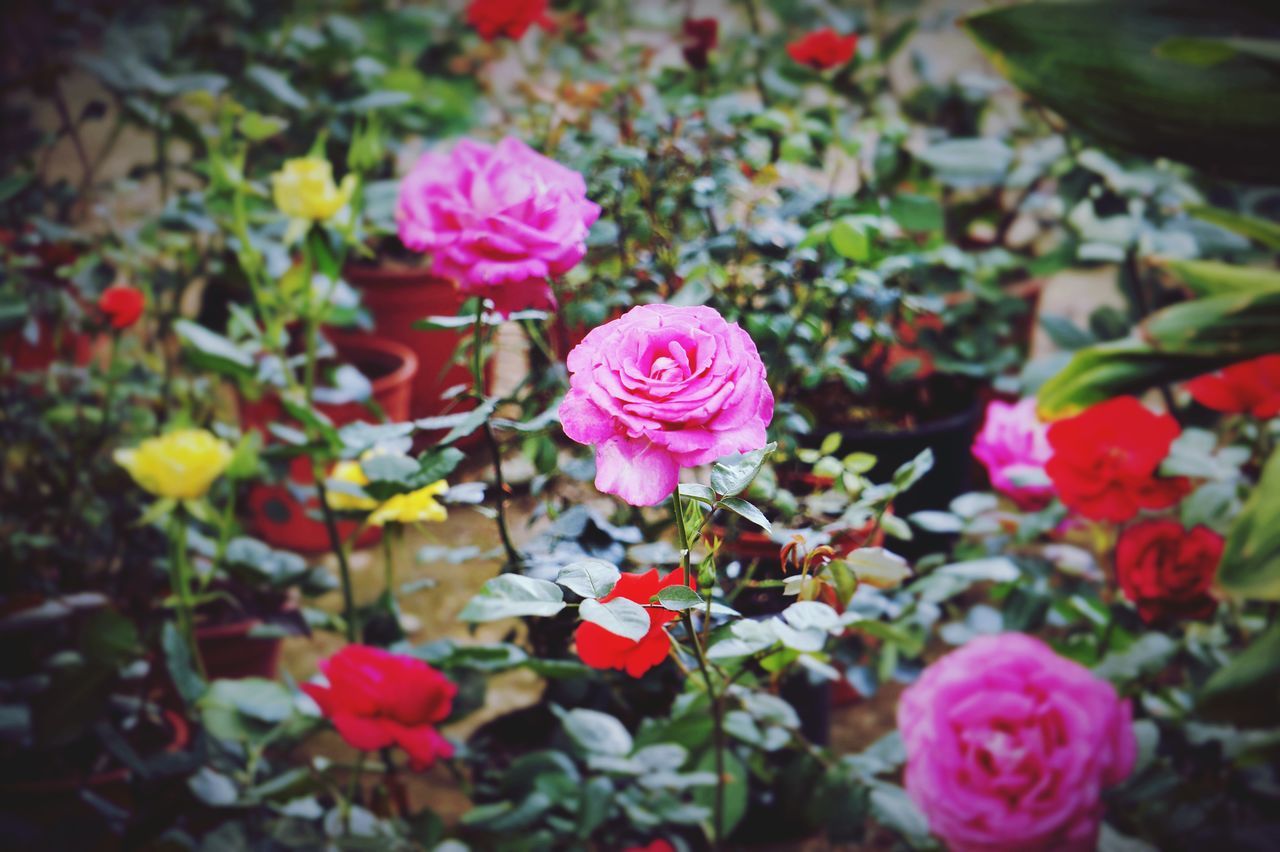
[557,708,633,756]
[830,218,871,261]
[459,575,566,622]
[1160,258,1280,297]
[718,497,772,533]
[711,442,777,497]
[1039,315,1097,350]
[555,559,621,599]
[1094,633,1179,684]
[916,137,1013,188]
[868,783,932,846]
[162,621,206,705]
[579,597,649,641]
[245,64,308,110]
[655,585,704,611]
[1198,622,1280,726]
[174,320,254,378]
[1187,206,1280,250]
[693,749,748,837]
[1218,449,1280,601]
[237,112,288,142]
[964,0,1280,182]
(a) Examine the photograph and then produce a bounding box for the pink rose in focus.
[898,634,1136,852]
[559,304,774,506]
[972,397,1054,509]
[396,137,600,316]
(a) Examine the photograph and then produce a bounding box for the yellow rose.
[325,459,378,512]
[369,480,449,527]
[114,429,233,501]
[271,157,356,222]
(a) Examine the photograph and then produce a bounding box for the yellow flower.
[271,157,356,222]
[114,429,233,501]
[369,480,449,527]
[326,459,378,512]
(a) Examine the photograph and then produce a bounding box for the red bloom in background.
[623,842,675,852]
[1044,396,1190,523]
[575,569,690,677]
[98,285,145,329]
[787,28,858,70]
[1116,520,1223,623]
[1185,355,1280,419]
[466,0,552,42]
[301,645,456,770]
[682,17,719,70]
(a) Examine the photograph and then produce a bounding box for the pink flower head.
[396,137,600,317]
[972,398,1054,509]
[301,645,456,771]
[898,634,1136,852]
[559,304,774,506]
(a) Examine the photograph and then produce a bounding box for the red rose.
[574,568,691,677]
[1116,520,1223,623]
[682,17,719,70]
[465,0,552,42]
[98,285,145,329]
[1044,396,1190,523]
[1185,355,1280,419]
[301,645,456,770]
[786,28,858,70]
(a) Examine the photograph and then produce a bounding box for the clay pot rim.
[343,260,457,290]
[326,331,419,397]
[0,708,189,794]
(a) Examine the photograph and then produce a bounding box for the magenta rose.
[972,397,1054,509]
[898,634,1135,852]
[559,304,774,506]
[396,136,600,316]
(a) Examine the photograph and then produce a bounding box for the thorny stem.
[472,305,522,570]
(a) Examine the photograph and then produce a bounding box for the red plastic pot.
[344,262,485,444]
[242,333,418,553]
[196,618,286,681]
[1,320,92,373]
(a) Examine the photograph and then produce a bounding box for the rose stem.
[671,490,726,847]
[471,303,521,570]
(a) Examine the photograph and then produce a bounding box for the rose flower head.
[681,17,719,70]
[397,136,600,317]
[1116,519,1223,623]
[1185,354,1280,419]
[972,398,1054,509]
[369,480,449,526]
[559,304,774,506]
[301,645,456,770]
[272,157,355,223]
[98,284,145,329]
[1044,396,1190,523]
[898,633,1136,852]
[575,569,691,678]
[466,0,553,42]
[787,28,858,70]
[114,429,233,501]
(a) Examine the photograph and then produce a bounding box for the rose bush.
[559,304,774,506]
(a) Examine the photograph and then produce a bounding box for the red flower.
[1116,520,1223,623]
[575,568,690,677]
[682,17,719,70]
[1185,355,1280,419]
[301,645,456,770]
[624,842,675,852]
[98,285,145,329]
[786,28,858,70]
[1044,396,1190,523]
[466,0,552,42]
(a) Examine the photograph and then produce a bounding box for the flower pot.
[0,709,189,849]
[196,618,286,681]
[344,262,485,447]
[241,333,418,553]
[1,320,92,374]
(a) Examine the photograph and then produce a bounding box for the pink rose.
[898,634,1136,852]
[972,398,1054,509]
[559,304,774,506]
[396,137,600,316]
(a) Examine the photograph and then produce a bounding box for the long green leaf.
[1218,449,1280,601]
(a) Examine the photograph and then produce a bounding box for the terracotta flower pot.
[242,333,418,553]
[344,262,487,447]
[195,617,286,681]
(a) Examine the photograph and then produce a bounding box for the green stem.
[315,468,358,643]
[472,305,521,569]
[169,508,206,680]
[671,490,725,847]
